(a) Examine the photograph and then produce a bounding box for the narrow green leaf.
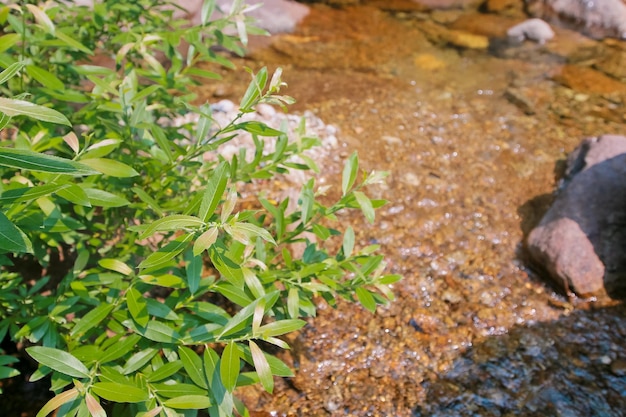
[81,139,121,159]
[201,0,216,25]
[26,347,89,379]
[193,227,218,256]
[100,334,141,364]
[353,191,375,224]
[122,348,158,374]
[234,121,283,137]
[56,184,91,207]
[0,111,11,131]
[0,148,97,175]
[242,268,265,299]
[25,65,64,90]
[70,303,114,337]
[35,387,79,417]
[342,226,355,258]
[220,188,237,223]
[80,158,139,178]
[186,253,202,295]
[259,319,306,338]
[83,188,129,207]
[249,341,273,393]
[126,287,149,327]
[215,282,253,307]
[240,346,293,377]
[195,103,212,143]
[138,233,193,269]
[184,323,221,343]
[0,355,19,366]
[0,61,25,85]
[0,365,20,379]
[0,98,70,126]
[179,346,207,389]
[209,243,244,288]
[145,360,183,383]
[149,126,173,164]
[140,321,181,344]
[98,258,133,276]
[132,187,164,217]
[130,84,161,103]
[239,67,267,111]
[218,297,263,339]
[203,347,219,379]
[230,222,276,245]
[0,182,63,205]
[139,215,204,240]
[220,342,240,392]
[55,30,93,55]
[203,347,234,414]
[299,181,314,224]
[287,288,299,319]
[198,161,229,222]
[377,274,402,285]
[139,274,186,288]
[0,34,20,55]
[91,382,148,403]
[355,287,377,313]
[0,211,33,254]
[163,395,211,410]
[260,198,285,238]
[152,383,207,398]
[341,152,359,196]
[146,298,180,321]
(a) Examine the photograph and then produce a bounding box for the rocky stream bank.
[4,0,626,415]
[195,0,626,415]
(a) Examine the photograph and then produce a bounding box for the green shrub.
[0,1,400,416]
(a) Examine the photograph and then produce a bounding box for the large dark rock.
[527,135,626,298]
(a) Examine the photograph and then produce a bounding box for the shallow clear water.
[202,4,626,416]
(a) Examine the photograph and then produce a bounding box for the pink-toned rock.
[527,0,626,39]
[527,135,626,298]
[71,0,309,34]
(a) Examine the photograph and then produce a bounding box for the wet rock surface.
[415,304,626,416]
[528,135,626,298]
[196,2,626,416]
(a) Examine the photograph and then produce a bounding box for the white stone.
[256,103,277,118]
[507,18,555,44]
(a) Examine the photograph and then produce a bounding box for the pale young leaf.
[63,132,80,154]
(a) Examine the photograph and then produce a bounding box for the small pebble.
[610,359,626,376]
[212,99,235,113]
[256,103,277,118]
[574,93,589,102]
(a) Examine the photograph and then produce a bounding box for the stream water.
[201,3,626,416]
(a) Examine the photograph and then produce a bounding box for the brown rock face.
[552,65,626,94]
[449,12,520,38]
[484,0,525,14]
[527,135,626,298]
[411,0,484,9]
